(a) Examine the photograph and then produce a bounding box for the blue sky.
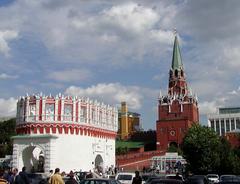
[1,0,240,129]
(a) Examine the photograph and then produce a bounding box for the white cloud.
[198,86,240,116]
[150,30,172,44]
[102,2,159,33]
[39,82,65,89]
[0,97,17,117]
[0,1,176,68]
[199,101,218,115]
[48,69,92,82]
[67,2,174,65]
[0,30,18,57]
[0,73,18,80]
[228,90,237,95]
[99,34,118,43]
[223,47,240,69]
[219,87,240,108]
[64,83,143,110]
[152,73,166,81]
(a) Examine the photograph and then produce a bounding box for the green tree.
[218,137,233,174]
[181,124,221,174]
[0,118,16,157]
[116,147,129,155]
[218,137,240,175]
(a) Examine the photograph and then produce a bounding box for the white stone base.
[12,134,115,173]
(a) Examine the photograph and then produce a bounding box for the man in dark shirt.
[132,171,142,184]
[15,166,30,184]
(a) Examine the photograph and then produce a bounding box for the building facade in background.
[208,107,240,136]
[118,102,141,140]
[12,94,118,173]
[156,34,199,151]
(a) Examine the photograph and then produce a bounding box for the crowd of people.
[0,166,145,184]
[0,167,29,184]
[0,167,81,184]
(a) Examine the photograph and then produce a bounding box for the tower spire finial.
[171,30,183,70]
[173,28,177,36]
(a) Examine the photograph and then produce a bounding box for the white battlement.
[16,94,118,132]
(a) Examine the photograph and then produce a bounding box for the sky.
[1,0,240,130]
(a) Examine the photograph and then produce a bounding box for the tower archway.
[169,141,178,148]
[22,146,45,173]
[168,142,179,152]
[94,154,103,173]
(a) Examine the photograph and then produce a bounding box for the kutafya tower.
[156,33,199,151]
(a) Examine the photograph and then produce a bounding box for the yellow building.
[118,102,141,140]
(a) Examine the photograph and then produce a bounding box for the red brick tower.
[156,34,199,151]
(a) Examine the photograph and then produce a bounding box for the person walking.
[15,166,30,184]
[47,170,54,181]
[9,168,18,184]
[65,171,77,184]
[48,168,64,184]
[132,171,142,184]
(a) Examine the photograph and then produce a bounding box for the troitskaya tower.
[156,34,199,151]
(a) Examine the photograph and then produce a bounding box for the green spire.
[171,35,183,70]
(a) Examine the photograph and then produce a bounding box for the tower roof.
[171,35,183,70]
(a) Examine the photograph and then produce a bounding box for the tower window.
[175,70,178,77]
[163,97,168,103]
[64,104,73,121]
[45,103,54,121]
[181,70,184,77]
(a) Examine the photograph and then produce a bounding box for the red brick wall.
[156,99,199,151]
[226,132,240,148]
[116,151,164,171]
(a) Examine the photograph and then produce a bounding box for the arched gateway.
[95,154,103,173]
[22,145,44,172]
[12,95,118,173]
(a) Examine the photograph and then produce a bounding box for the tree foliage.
[0,118,16,157]
[116,147,129,155]
[182,124,220,174]
[182,124,240,175]
[218,137,240,175]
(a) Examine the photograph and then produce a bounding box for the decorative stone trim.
[16,123,117,139]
